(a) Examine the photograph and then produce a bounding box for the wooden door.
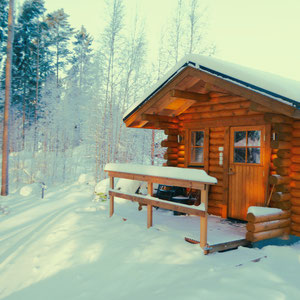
[228,126,266,220]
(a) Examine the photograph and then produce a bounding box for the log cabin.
[122,54,300,239]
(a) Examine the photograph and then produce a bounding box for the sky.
[16,0,300,81]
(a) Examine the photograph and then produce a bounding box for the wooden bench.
[105,163,217,253]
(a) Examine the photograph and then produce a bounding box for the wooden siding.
[158,92,298,237]
[290,120,300,236]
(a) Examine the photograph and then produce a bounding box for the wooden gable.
[124,66,300,130]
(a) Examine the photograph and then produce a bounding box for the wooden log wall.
[159,93,298,237]
[290,120,300,236]
[161,128,180,167]
[269,120,293,211]
[207,127,225,216]
[178,92,259,218]
[246,210,290,242]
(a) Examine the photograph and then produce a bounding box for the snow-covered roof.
[105,163,217,184]
[123,54,300,121]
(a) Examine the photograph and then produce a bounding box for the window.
[190,130,204,164]
[233,130,261,164]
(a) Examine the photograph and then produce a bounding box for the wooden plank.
[105,171,212,189]
[108,190,206,217]
[147,182,153,228]
[192,95,246,107]
[208,239,251,253]
[147,204,153,228]
[200,187,209,250]
[172,100,196,116]
[186,101,250,114]
[142,114,179,124]
[222,127,230,218]
[109,177,114,217]
[170,89,210,102]
[181,114,266,129]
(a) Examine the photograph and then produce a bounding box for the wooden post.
[109,176,114,217]
[147,182,153,228]
[200,186,209,252]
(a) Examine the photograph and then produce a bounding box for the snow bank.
[95,178,111,195]
[247,206,282,216]
[0,184,300,300]
[77,174,95,185]
[105,163,217,184]
[19,183,42,197]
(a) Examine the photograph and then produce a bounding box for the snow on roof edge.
[123,54,300,122]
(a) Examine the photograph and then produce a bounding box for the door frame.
[224,124,271,219]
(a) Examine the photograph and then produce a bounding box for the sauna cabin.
[123,54,300,238]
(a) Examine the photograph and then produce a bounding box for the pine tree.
[45,9,73,88]
[11,0,46,147]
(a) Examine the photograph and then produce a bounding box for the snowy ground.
[1,180,300,300]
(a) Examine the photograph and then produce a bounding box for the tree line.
[0,0,214,192]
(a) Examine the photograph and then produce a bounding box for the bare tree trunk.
[1,0,14,196]
[21,81,27,150]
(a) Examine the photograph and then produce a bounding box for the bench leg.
[200,187,208,252]
[109,177,114,217]
[147,204,153,228]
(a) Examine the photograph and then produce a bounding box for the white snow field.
[1,180,300,300]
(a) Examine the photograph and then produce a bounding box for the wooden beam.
[200,187,209,250]
[147,182,153,228]
[109,190,206,217]
[181,114,266,129]
[170,89,210,102]
[109,177,114,217]
[208,239,251,253]
[141,114,179,123]
[172,100,196,116]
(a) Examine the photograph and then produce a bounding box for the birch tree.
[100,0,124,165]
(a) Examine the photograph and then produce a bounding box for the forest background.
[0,0,216,190]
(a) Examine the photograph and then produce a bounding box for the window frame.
[230,126,265,166]
[187,128,209,169]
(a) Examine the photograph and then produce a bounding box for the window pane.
[191,131,204,146]
[234,131,246,146]
[247,148,261,164]
[248,130,261,146]
[234,148,246,163]
[191,148,203,163]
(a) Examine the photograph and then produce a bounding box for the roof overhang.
[124,55,300,128]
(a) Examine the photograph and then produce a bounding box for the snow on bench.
[105,163,217,185]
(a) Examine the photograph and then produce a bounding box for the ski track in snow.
[0,183,300,300]
[0,204,78,267]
